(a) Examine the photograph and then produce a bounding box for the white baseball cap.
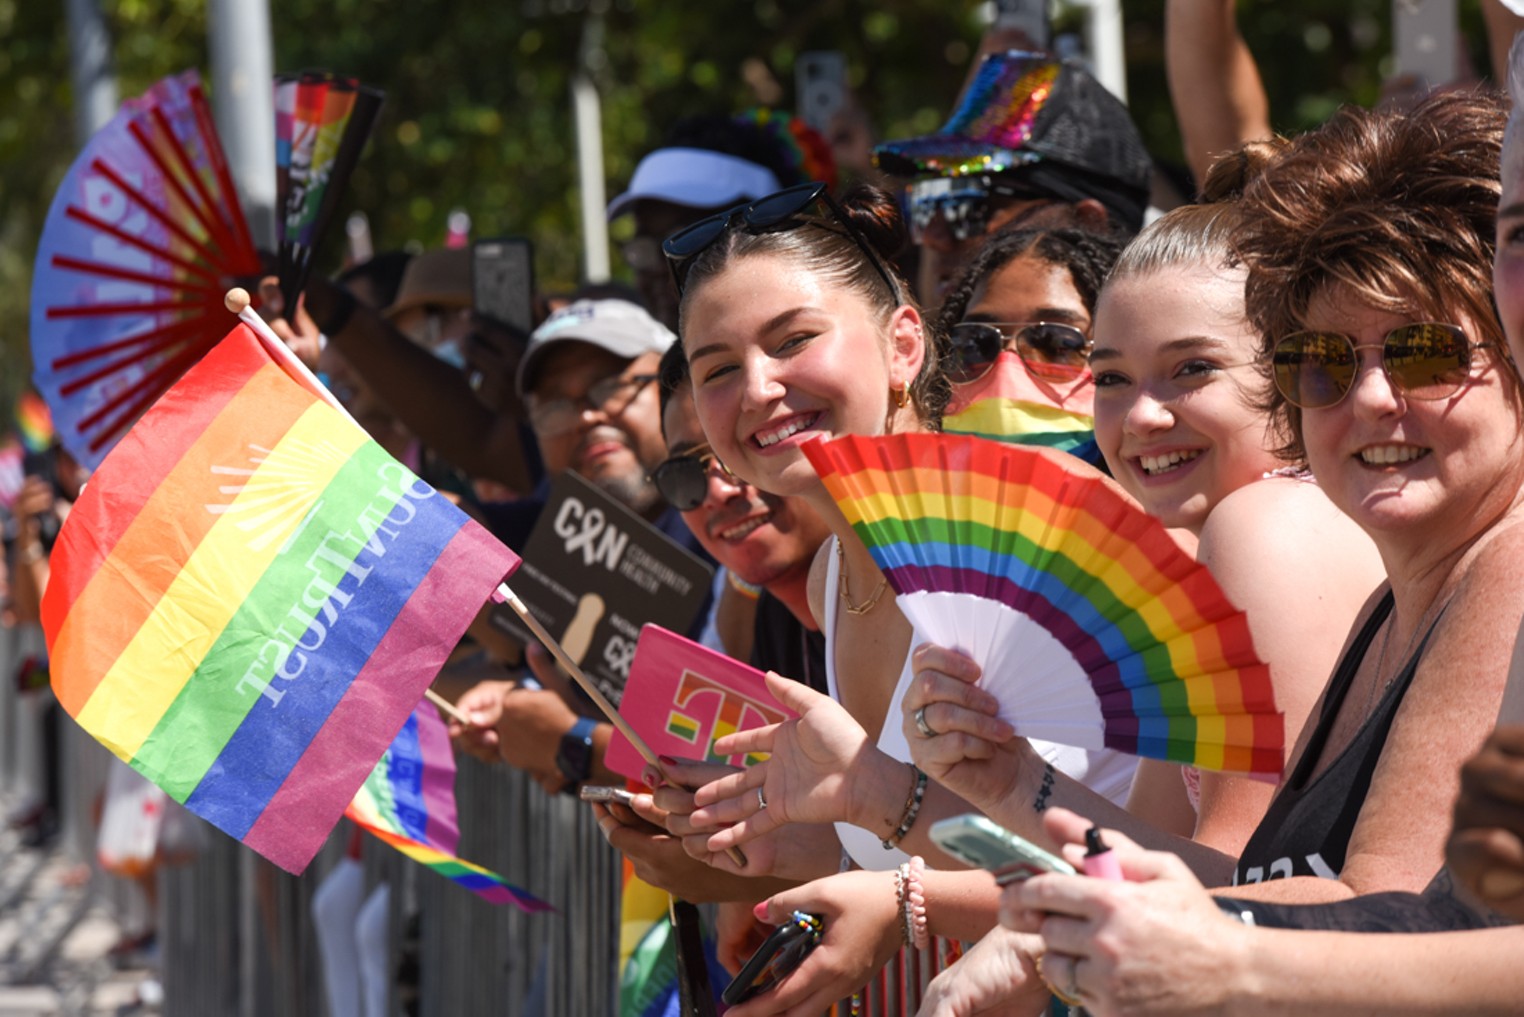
[516,299,675,397]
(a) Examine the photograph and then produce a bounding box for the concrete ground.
[0,798,159,1017]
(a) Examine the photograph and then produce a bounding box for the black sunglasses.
[661,181,899,300]
[945,321,1092,385]
[651,450,741,511]
[1271,323,1486,409]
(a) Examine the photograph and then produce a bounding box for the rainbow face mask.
[941,350,1101,466]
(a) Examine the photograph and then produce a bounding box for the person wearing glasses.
[449,298,720,794]
[911,88,1524,1017]
[933,226,1122,471]
[872,51,1152,304]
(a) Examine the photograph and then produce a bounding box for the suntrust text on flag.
[41,323,520,873]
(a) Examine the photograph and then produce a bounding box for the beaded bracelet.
[881,763,928,850]
[894,862,913,947]
[906,855,930,950]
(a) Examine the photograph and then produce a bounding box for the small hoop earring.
[894,381,911,408]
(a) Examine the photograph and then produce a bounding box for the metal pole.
[1079,0,1128,103]
[64,0,117,142]
[208,0,277,250]
[573,15,610,284]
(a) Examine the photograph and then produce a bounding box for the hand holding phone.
[720,910,823,1006]
[929,814,1076,885]
[578,785,637,808]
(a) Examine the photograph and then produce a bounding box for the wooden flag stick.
[495,583,658,767]
[495,583,749,868]
[424,687,471,726]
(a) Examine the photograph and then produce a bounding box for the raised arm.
[293,276,535,492]
[1165,0,1273,187]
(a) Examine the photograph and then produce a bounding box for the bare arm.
[1190,480,1384,857]
[300,277,534,492]
[1165,0,1273,187]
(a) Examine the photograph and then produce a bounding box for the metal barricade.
[158,755,620,1017]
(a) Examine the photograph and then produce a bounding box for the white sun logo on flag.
[206,439,345,553]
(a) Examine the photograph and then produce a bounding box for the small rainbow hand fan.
[803,433,1283,778]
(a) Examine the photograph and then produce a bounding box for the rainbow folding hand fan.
[803,433,1283,778]
[32,71,260,468]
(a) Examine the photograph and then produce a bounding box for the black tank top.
[1233,591,1440,885]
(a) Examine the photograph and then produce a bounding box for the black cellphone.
[721,911,823,1006]
[472,236,535,335]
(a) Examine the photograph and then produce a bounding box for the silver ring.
[914,705,938,738]
[756,787,768,810]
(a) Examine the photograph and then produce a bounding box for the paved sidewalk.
[0,806,159,1017]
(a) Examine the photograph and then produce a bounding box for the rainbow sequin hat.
[874,52,1151,230]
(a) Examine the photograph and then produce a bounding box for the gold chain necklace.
[835,539,888,616]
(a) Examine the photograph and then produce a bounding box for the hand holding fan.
[802,433,1283,779]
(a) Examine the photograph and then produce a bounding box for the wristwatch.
[555,717,597,788]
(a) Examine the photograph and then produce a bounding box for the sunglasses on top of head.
[661,181,899,300]
[944,320,1092,385]
[650,449,742,512]
[1271,323,1491,409]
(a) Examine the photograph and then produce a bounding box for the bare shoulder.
[1197,477,1384,608]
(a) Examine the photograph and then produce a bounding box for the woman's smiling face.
[1090,263,1277,533]
[682,251,923,499]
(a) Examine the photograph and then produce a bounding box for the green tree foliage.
[0,1,1505,418]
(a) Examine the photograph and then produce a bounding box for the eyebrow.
[1089,335,1243,363]
[685,306,822,364]
[1499,201,1524,221]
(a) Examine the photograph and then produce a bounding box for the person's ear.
[1074,198,1111,231]
[888,304,927,389]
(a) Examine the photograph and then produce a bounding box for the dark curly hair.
[1233,90,1514,459]
[933,226,1124,341]
[677,184,951,426]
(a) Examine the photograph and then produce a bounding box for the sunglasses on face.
[528,372,659,438]
[944,321,1092,385]
[651,449,742,511]
[661,181,899,299]
[907,175,1051,243]
[1271,323,1487,409]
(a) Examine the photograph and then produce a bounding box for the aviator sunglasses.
[944,321,1092,385]
[1271,323,1489,409]
[651,449,742,512]
[662,181,899,299]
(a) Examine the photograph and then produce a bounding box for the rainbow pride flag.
[346,701,551,911]
[41,323,520,873]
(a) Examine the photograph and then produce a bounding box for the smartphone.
[472,236,536,336]
[929,814,1076,885]
[578,785,637,807]
[795,51,847,133]
[721,911,823,1006]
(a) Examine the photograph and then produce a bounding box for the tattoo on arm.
[1033,762,1056,813]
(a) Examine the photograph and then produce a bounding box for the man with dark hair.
[874,51,1152,302]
